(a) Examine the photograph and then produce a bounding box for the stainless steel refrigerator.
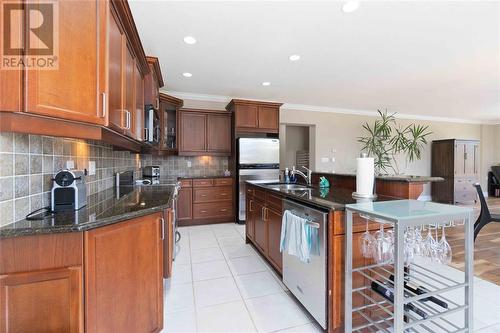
[237,138,280,222]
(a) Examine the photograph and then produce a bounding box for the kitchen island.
[244,180,407,333]
[0,185,175,333]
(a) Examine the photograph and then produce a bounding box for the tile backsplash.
[0,132,229,226]
[0,133,141,226]
[141,155,229,182]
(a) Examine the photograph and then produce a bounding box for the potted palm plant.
[358,110,432,175]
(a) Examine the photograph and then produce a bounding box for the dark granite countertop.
[247,180,393,211]
[177,175,233,179]
[0,185,175,239]
[314,172,444,183]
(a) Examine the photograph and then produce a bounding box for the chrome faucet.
[290,166,312,185]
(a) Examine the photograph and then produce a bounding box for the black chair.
[473,183,500,241]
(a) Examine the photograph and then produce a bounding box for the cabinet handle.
[262,207,265,221]
[249,200,253,212]
[201,210,207,213]
[144,128,149,141]
[101,92,106,118]
[123,110,131,129]
[201,194,207,197]
[265,207,269,220]
[220,193,227,196]
[220,209,227,212]
[160,218,165,240]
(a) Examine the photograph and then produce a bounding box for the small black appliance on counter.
[51,170,87,212]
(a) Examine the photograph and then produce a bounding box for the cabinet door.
[473,143,480,176]
[258,106,279,131]
[164,209,173,278]
[454,143,465,176]
[85,213,163,333]
[108,6,125,132]
[464,142,479,177]
[25,0,106,125]
[246,197,255,240]
[266,207,283,272]
[123,43,136,138]
[134,61,144,141]
[253,201,267,254]
[177,187,193,220]
[143,65,158,108]
[0,266,83,333]
[179,112,206,154]
[207,114,231,153]
[235,104,258,129]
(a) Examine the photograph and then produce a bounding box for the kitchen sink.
[264,183,312,190]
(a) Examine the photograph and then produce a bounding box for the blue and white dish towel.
[280,210,320,263]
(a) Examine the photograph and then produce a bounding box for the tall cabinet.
[431,139,480,203]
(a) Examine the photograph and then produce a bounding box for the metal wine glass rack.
[345,200,474,333]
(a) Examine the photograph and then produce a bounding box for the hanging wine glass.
[439,226,453,264]
[422,225,436,262]
[360,219,376,259]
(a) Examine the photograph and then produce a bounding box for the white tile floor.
[162,223,500,333]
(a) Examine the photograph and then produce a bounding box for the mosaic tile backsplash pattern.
[0,133,142,226]
[0,132,229,226]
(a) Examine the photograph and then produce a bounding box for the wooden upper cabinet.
[179,109,232,156]
[258,105,279,130]
[226,99,282,133]
[179,112,206,153]
[234,104,258,129]
[144,57,164,109]
[134,61,144,141]
[25,0,106,125]
[85,213,163,333]
[107,5,125,132]
[207,114,231,152]
[123,43,136,138]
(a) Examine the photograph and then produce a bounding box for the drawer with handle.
[193,179,213,187]
[214,178,233,186]
[193,202,233,219]
[178,179,192,187]
[455,190,477,203]
[194,186,233,203]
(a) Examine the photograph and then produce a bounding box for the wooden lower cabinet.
[253,200,267,254]
[178,177,235,225]
[164,208,174,279]
[0,266,83,333]
[266,207,283,271]
[177,187,193,221]
[245,197,255,240]
[85,213,163,333]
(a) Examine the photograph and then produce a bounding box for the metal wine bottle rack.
[345,200,474,333]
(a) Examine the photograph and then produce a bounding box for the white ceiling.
[129,1,500,123]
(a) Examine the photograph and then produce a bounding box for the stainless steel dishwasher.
[282,199,328,329]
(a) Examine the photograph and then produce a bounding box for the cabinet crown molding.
[225,99,283,111]
[146,56,165,87]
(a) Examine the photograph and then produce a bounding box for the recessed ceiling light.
[342,1,360,13]
[183,36,197,45]
[262,82,271,86]
[182,72,192,78]
[289,54,300,61]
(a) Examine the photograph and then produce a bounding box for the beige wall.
[179,96,496,197]
[283,125,309,168]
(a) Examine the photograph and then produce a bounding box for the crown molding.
[164,90,492,125]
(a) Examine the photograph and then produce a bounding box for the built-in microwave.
[144,105,160,144]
